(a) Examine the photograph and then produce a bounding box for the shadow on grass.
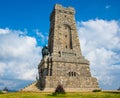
[103,91,120,94]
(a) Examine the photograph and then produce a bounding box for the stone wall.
[45,76,98,89]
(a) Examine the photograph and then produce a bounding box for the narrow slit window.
[74,72,76,76]
[66,45,67,48]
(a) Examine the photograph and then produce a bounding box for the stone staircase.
[20,81,40,92]
[20,81,55,92]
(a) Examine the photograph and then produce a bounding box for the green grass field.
[0,91,120,98]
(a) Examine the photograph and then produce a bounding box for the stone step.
[20,81,40,92]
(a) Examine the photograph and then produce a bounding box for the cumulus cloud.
[0,28,42,90]
[0,28,10,34]
[77,19,120,90]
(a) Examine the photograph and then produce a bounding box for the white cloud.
[18,68,37,80]
[0,28,10,34]
[77,19,120,90]
[0,28,42,89]
[0,62,6,77]
[35,29,48,44]
[36,29,45,40]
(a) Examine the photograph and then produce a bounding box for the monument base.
[20,76,99,92]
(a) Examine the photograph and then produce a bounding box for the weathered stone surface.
[21,4,99,92]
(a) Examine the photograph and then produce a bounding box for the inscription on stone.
[62,51,76,57]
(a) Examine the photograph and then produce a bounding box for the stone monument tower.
[38,4,99,91]
[21,4,99,92]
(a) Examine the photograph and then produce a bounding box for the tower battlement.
[50,4,75,22]
[54,4,75,14]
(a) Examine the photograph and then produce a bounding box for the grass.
[0,91,120,98]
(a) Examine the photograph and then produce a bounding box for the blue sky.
[0,0,120,90]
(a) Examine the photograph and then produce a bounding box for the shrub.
[92,89,101,92]
[0,90,3,94]
[53,84,66,95]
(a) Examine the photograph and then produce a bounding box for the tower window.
[69,72,71,76]
[68,72,77,77]
[65,35,67,37]
[72,72,73,76]
[74,72,76,76]
[66,45,67,48]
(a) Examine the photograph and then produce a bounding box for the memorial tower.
[21,4,99,92]
[38,4,99,91]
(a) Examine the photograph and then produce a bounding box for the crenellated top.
[50,4,75,21]
[54,4,75,14]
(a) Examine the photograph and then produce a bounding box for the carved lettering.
[62,51,76,57]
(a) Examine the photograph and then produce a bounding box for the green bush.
[52,84,66,95]
[92,89,101,92]
[0,90,3,94]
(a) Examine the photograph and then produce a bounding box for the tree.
[117,87,120,90]
[3,87,9,92]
